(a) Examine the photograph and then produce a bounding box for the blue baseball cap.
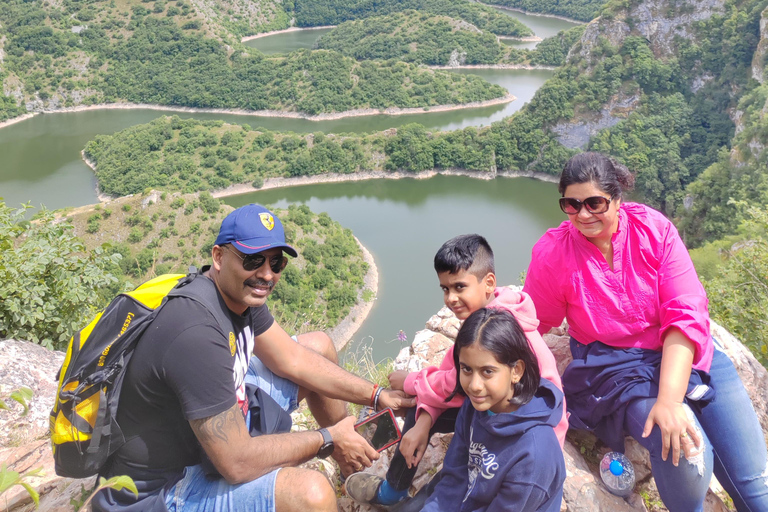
[215,204,298,257]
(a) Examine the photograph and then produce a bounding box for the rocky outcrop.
[629,0,725,58]
[0,340,96,512]
[555,0,728,148]
[340,287,767,512]
[752,7,768,83]
[552,91,640,149]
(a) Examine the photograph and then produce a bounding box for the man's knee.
[297,331,337,364]
[275,467,336,512]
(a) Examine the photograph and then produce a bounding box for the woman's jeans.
[385,406,459,491]
[624,343,768,512]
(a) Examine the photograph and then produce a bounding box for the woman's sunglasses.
[559,196,612,215]
[223,245,288,273]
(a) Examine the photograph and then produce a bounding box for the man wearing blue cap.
[93,204,415,512]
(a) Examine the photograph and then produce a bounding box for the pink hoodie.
[402,287,568,448]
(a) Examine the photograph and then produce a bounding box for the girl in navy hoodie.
[422,308,565,512]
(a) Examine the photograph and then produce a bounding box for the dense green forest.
[0,0,509,120]
[292,0,531,36]
[486,0,605,22]
[314,11,586,66]
[316,11,510,65]
[0,197,370,350]
[82,0,768,364]
[87,0,765,227]
[527,25,586,66]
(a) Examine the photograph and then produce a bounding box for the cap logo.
[259,212,274,231]
[229,332,236,356]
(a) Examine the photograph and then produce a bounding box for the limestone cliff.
[551,0,748,150]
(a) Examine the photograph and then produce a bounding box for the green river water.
[0,9,579,360]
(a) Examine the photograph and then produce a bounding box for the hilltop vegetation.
[315,11,586,67]
[82,0,768,363]
[315,11,511,65]
[488,0,605,22]
[87,0,766,227]
[292,0,531,36]
[0,197,370,350]
[83,116,553,196]
[0,0,507,121]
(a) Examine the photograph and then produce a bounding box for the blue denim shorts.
[165,350,300,512]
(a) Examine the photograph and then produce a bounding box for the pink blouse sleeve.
[657,221,713,369]
[523,241,567,335]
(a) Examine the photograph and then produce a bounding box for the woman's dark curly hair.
[558,152,635,200]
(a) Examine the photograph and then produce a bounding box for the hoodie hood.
[489,287,540,333]
[478,378,563,439]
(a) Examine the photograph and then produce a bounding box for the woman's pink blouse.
[523,202,713,371]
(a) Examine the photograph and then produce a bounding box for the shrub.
[0,203,119,350]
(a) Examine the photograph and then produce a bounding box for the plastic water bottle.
[600,452,635,497]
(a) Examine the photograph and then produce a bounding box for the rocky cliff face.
[752,7,768,84]
[553,0,730,149]
[728,7,768,166]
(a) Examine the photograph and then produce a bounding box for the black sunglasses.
[559,196,612,215]
[223,245,288,273]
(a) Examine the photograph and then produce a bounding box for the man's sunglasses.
[223,245,288,273]
[559,196,612,215]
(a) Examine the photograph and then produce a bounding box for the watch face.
[317,443,334,459]
[317,429,334,459]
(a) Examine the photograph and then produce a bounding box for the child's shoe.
[345,473,408,507]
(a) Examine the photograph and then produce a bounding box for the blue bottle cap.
[609,460,624,476]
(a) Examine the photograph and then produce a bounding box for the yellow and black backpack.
[50,267,234,478]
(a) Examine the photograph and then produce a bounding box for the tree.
[704,204,768,367]
[0,202,120,350]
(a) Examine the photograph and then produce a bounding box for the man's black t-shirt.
[94,287,274,511]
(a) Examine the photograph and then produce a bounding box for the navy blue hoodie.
[422,379,565,512]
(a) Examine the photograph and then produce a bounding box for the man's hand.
[400,413,431,468]
[377,389,416,412]
[328,416,379,477]
[388,370,409,391]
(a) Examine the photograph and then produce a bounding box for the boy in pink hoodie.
[346,234,567,508]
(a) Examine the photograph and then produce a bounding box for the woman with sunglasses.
[523,152,768,511]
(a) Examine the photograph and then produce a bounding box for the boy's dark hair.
[447,308,540,407]
[434,234,495,279]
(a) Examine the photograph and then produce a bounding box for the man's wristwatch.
[316,428,334,459]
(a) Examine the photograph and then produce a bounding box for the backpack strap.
[167,266,238,339]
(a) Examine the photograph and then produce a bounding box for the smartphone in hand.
[354,408,402,452]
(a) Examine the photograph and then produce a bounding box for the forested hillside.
[0,197,369,350]
[316,11,515,65]
[292,0,530,36]
[84,0,768,364]
[487,0,604,22]
[314,10,586,67]
[0,0,508,121]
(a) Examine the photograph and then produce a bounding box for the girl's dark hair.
[558,152,635,199]
[447,308,540,407]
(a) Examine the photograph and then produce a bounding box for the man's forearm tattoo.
[191,404,242,444]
